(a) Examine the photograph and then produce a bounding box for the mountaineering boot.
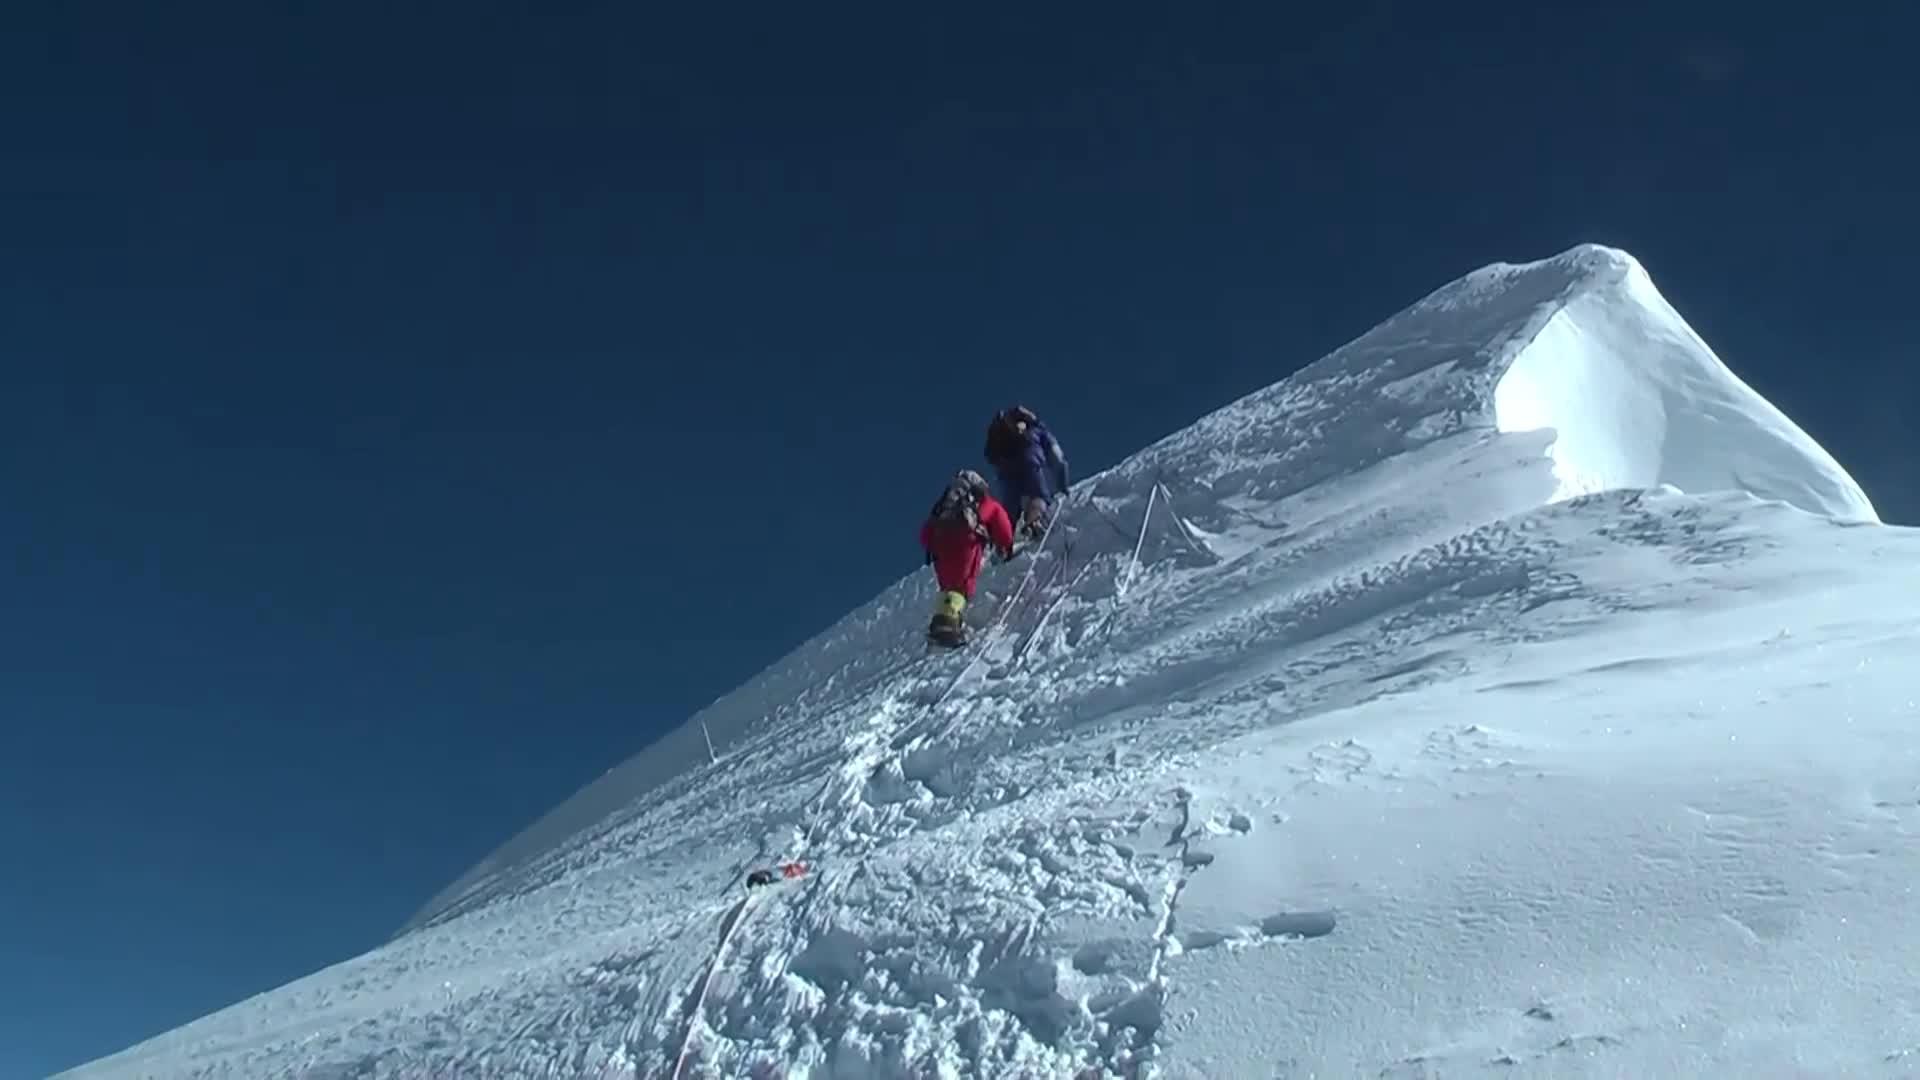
[928,590,969,647]
[1020,496,1053,542]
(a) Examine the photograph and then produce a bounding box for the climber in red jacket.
[919,469,1015,645]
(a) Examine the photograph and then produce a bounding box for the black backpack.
[984,405,1039,464]
[929,477,988,541]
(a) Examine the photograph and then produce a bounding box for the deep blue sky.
[5,5,1914,1075]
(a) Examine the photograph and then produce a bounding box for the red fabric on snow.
[919,495,1014,597]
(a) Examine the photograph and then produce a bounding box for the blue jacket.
[991,421,1070,500]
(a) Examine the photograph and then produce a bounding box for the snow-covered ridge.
[66,246,1907,1080]
[406,244,1872,937]
[1491,247,1873,519]
[1106,243,1872,524]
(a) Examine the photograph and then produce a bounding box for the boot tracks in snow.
[664,501,1080,1075]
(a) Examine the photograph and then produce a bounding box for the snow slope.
[65,244,1916,1080]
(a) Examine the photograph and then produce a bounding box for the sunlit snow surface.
[67,245,1918,1080]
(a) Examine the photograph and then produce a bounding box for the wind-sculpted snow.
[66,247,1913,1080]
[1110,242,1873,528]
[1490,248,1875,521]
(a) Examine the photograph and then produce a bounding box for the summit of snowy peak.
[1490,245,1874,522]
[63,250,1914,1080]
[1109,242,1875,527]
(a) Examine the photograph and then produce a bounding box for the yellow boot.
[928,590,968,645]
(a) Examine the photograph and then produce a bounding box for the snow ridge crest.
[1103,243,1874,528]
[406,244,1874,937]
[65,246,1893,1080]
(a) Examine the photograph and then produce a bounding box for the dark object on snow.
[746,861,810,889]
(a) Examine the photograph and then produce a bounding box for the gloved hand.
[998,546,1015,563]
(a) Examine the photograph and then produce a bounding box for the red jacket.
[920,496,1014,597]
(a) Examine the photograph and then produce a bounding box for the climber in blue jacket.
[983,404,1070,540]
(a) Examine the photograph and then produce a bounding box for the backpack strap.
[930,480,989,543]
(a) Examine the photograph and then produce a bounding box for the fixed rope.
[669,499,1076,1076]
[895,500,1072,754]
[1118,481,1159,600]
